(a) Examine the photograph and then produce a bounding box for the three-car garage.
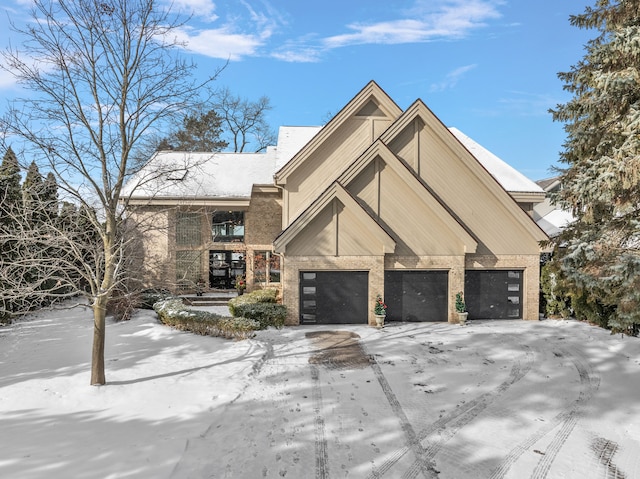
[299,269,524,324]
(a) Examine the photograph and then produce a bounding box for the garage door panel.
[385,271,448,322]
[300,271,368,324]
[465,270,523,319]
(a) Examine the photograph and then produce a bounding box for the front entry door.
[209,251,245,289]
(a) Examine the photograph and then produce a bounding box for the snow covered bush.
[153,299,260,340]
[228,289,277,315]
[139,288,174,309]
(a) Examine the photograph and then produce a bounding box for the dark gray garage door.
[465,270,523,319]
[299,271,368,324]
[384,270,448,322]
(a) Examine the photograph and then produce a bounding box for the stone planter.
[457,312,468,325]
[374,314,385,328]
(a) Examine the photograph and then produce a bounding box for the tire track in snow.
[310,364,330,479]
[528,346,600,479]
[365,341,534,479]
[489,345,600,479]
[369,357,440,479]
[401,344,535,479]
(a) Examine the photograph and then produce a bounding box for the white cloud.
[430,64,477,92]
[175,26,264,60]
[0,68,17,89]
[271,47,323,63]
[169,0,219,22]
[323,0,502,49]
[172,0,282,60]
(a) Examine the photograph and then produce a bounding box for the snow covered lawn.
[1,306,640,478]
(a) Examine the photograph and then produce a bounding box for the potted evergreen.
[235,275,246,295]
[373,294,387,328]
[455,291,468,325]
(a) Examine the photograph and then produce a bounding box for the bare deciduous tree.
[0,0,222,385]
[213,87,277,153]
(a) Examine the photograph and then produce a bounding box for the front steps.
[181,290,238,307]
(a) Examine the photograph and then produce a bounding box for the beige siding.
[377,163,468,256]
[286,202,336,256]
[345,160,379,216]
[337,202,383,255]
[285,117,379,225]
[401,123,541,255]
[285,197,390,257]
[387,118,421,173]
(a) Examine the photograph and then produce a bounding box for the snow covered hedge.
[228,289,286,329]
[153,299,260,340]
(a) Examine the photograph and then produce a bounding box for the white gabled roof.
[124,151,276,199]
[124,127,322,200]
[275,126,322,171]
[123,125,542,201]
[449,127,544,195]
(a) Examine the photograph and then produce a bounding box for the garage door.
[465,270,523,319]
[384,270,448,322]
[299,271,368,324]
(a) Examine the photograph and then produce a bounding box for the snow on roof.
[124,151,276,199]
[536,208,575,237]
[449,127,544,194]
[124,126,321,200]
[274,126,322,171]
[124,125,541,200]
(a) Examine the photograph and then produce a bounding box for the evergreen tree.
[550,0,640,332]
[0,148,22,321]
[22,161,45,223]
[42,172,59,222]
[158,110,228,152]
[0,147,22,227]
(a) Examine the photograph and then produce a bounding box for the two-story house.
[123,81,547,325]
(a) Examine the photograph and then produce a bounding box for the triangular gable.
[338,140,478,254]
[380,100,548,247]
[273,182,396,256]
[275,81,402,183]
[274,82,403,227]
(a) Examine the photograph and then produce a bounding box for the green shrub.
[228,289,285,329]
[248,288,278,303]
[540,261,572,318]
[228,289,278,315]
[231,303,287,329]
[153,299,259,340]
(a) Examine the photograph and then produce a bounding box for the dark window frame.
[212,211,244,243]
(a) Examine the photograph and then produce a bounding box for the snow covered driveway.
[1,308,640,478]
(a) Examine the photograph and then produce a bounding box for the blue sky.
[0,0,594,180]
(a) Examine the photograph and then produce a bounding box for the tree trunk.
[90,298,107,385]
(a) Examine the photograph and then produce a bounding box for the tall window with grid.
[176,212,201,246]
